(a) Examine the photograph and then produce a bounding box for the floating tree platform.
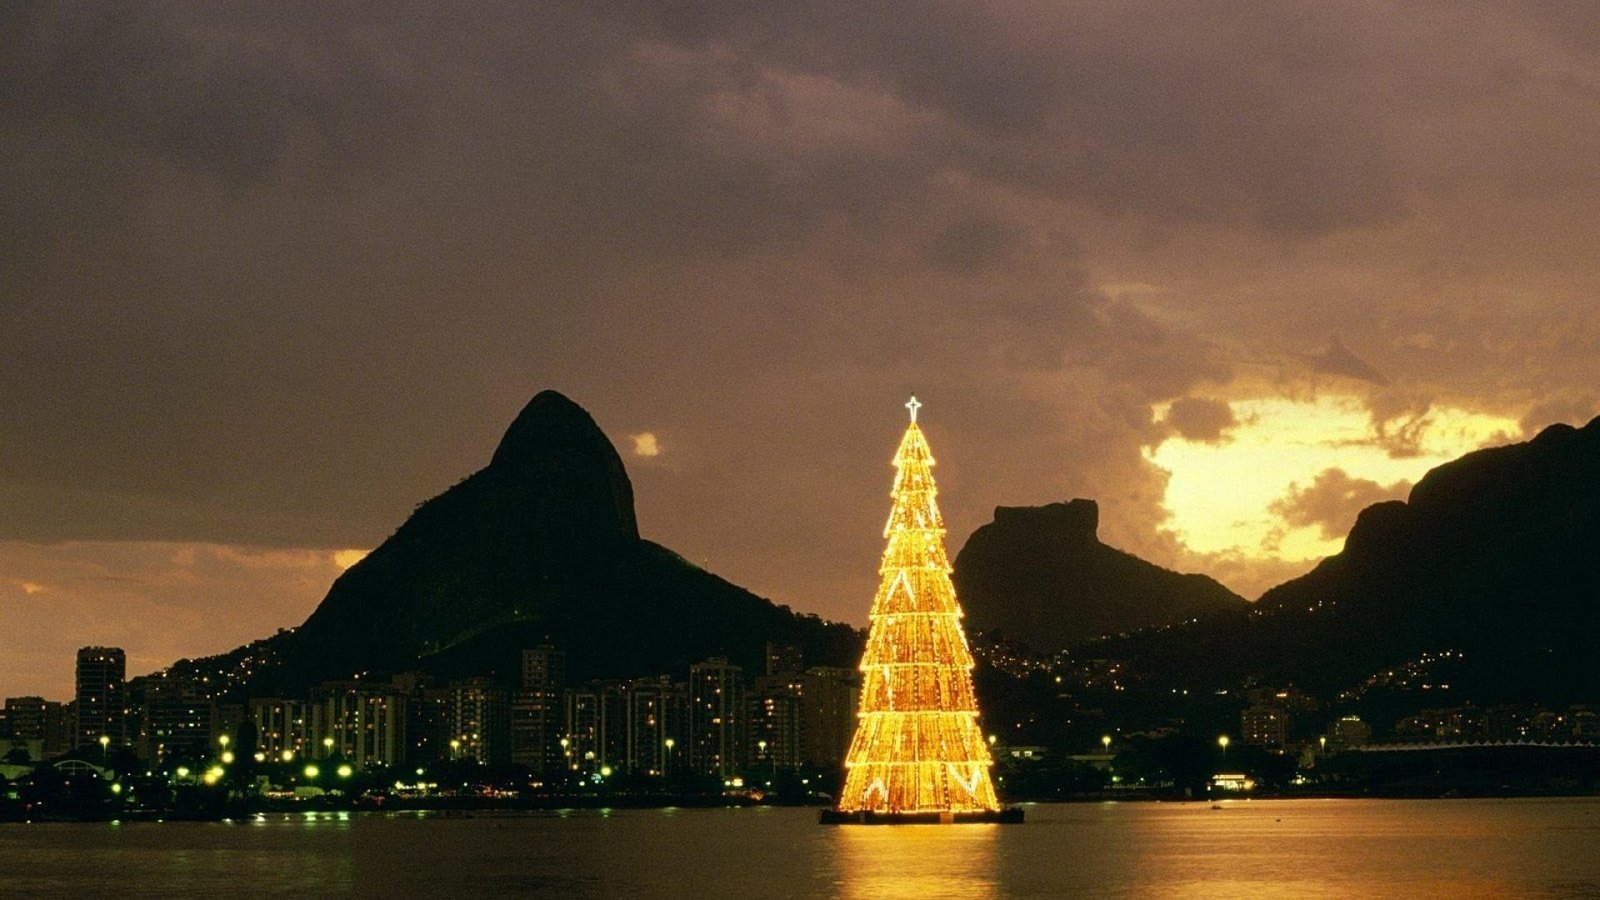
[819,807,1024,825]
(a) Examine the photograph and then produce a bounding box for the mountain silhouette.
[953,500,1246,650]
[1096,417,1600,706]
[186,390,859,693]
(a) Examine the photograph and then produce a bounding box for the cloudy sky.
[5,2,1599,698]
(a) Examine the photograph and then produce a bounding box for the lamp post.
[663,737,675,778]
[98,734,110,765]
[1218,734,1230,764]
[323,736,335,758]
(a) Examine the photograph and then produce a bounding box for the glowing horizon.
[1149,393,1523,563]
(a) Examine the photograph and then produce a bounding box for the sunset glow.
[1150,394,1523,561]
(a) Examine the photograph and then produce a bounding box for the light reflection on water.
[3,799,1600,899]
[831,821,999,900]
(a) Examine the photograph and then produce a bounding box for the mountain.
[1252,416,1600,695]
[184,390,860,695]
[952,499,1246,651]
[1094,417,1600,706]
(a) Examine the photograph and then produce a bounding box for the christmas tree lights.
[832,397,1006,821]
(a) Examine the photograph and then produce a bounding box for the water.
[3,798,1600,898]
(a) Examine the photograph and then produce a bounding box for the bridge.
[1355,740,1600,752]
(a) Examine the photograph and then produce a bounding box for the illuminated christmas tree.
[831,397,1010,822]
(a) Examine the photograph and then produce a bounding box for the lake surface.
[3,798,1600,898]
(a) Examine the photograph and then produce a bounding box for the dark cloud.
[1520,392,1599,434]
[1268,468,1412,541]
[924,215,1019,273]
[1365,395,1436,459]
[4,1,1600,693]
[1163,396,1238,444]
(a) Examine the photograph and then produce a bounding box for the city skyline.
[7,4,1600,699]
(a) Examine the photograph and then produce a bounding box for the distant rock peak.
[954,499,1245,652]
[992,499,1100,542]
[489,389,639,539]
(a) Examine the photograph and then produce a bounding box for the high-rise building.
[765,643,803,678]
[251,698,311,760]
[2,697,48,761]
[800,667,860,769]
[387,672,447,765]
[411,686,453,764]
[1241,705,1289,750]
[563,684,608,776]
[749,674,804,770]
[3,697,47,743]
[510,649,567,776]
[510,687,565,776]
[689,657,745,779]
[443,678,507,766]
[45,701,73,757]
[75,646,126,749]
[309,681,409,768]
[1327,715,1372,750]
[522,647,567,692]
[139,672,212,763]
[211,702,246,748]
[624,677,687,777]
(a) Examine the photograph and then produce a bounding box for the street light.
[219,734,230,749]
[1218,734,1230,764]
[1101,735,1112,753]
[664,737,675,777]
[304,764,320,780]
[98,734,110,765]
[323,736,335,757]
[337,764,353,779]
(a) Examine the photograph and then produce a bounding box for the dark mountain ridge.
[1093,416,1600,705]
[181,391,859,695]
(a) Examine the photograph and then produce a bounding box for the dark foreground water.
[4,798,1600,898]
